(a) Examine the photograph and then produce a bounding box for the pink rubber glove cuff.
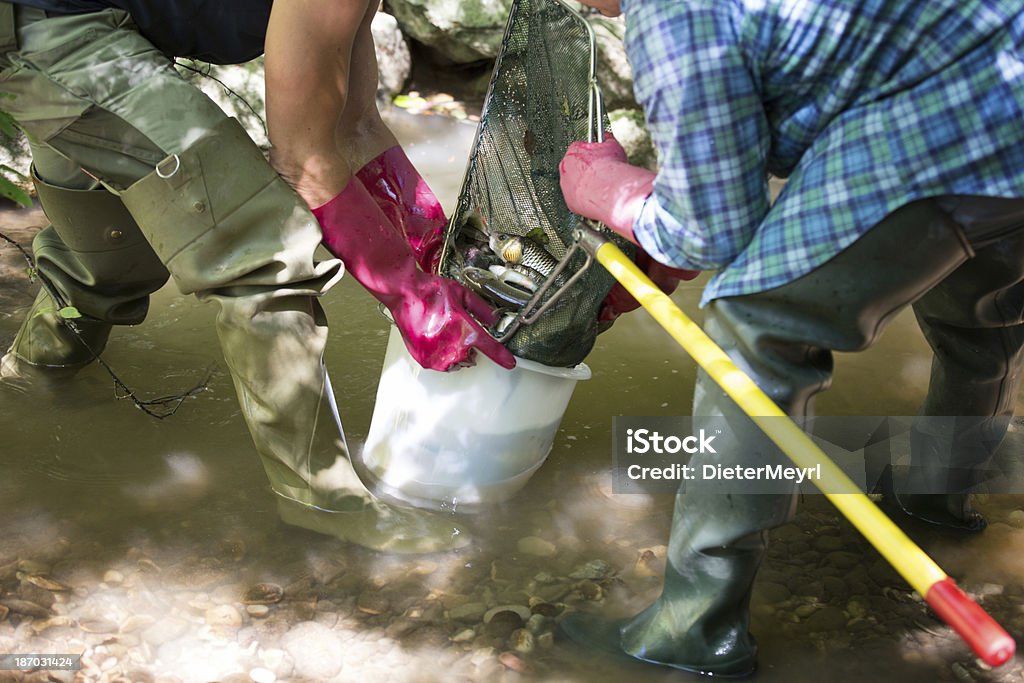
[314,180,516,372]
[356,146,446,274]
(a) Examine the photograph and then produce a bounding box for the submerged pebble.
[243,583,284,605]
[517,537,556,557]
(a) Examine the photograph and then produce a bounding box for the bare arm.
[264,0,396,208]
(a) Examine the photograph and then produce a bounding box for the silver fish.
[488,264,539,292]
[489,233,558,277]
[460,266,533,308]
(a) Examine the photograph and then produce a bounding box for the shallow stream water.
[0,109,1022,683]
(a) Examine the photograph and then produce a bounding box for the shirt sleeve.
[626,0,771,271]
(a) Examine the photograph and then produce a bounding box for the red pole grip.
[925,577,1016,666]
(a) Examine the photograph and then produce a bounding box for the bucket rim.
[513,355,592,381]
[382,318,592,381]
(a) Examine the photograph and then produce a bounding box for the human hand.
[388,274,517,372]
[559,135,654,241]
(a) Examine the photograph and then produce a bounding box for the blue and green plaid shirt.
[623,0,1024,304]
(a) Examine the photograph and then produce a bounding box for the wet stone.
[1007,509,1024,528]
[847,618,873,633]
[756,582,790,604]
[498,651,532,673]
[79,616,120,633]
[484,605,531,623]
[530,602,563,618]
[451,628,476,643]
[952,662,974,682]
[813,535,845,553]
[823,576,849,601]
[102,570,124,586]
[772,525,808,543]
[205,604,243,628]
[849,581,870,597]
[576,580,603,601]
[786,541,810,555]
[356,591,389,616]
[633,550,661,578]
[525,614,546,633]
[509,628,535,653]
[794,603,818,619]
[16,583,55,608]
[142,617,189,645]
[246,604,271,618]
[825,551,861,570]
[119,615,156,633]
[248,668,276,683]
[16,560,50,575]
[568,559,615,580]
[793,551,821,565]
[283,621,344,680]
[975,583,1003,597]
[867,559,900,585]
[517,536,557,557]
[791,580,825,599]
[804,605,847,632]
[449,602,487,622]
[1,599,51,619]
[18,573,69,592]
[485,611,524,639]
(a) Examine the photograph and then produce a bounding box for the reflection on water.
[0,109,1022,682]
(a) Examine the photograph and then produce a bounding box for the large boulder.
[385,1,636,108]
[372,11,413,101]
[384,0,513,63]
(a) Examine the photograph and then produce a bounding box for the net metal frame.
[440,0,634,367]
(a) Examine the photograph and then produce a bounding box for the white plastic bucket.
[359,326,591,508]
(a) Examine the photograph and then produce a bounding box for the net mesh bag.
[440,0,635,368]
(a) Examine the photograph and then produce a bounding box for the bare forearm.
[264,0,367,207]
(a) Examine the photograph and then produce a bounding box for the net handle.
[550,0,605,143]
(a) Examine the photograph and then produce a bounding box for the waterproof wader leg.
[2,162,169,377]
[896,228,1024,530]
[565,199,995,675]
[118,118,465,553]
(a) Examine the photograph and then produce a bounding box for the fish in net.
[439,0,636,368]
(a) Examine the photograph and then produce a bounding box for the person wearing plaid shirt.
[559,0,1024,675]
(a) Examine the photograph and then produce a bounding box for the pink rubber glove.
[356,146,446,274]
[559,135,654,242]
[560,135,700,322]
[315,179,516,371]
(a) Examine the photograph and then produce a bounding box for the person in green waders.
[559,0,1024,675]
[0,0,515,553]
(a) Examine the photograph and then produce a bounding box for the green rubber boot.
[118,118,466,554]
[2,167,169,378]
[1,287,111,378]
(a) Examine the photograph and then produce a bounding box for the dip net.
[439,0,634,368]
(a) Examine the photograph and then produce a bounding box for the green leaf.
[0,110,17,139]
[0,180,31,207]
[524,227,550,245]
[393,94,428,110]
[58,306,82,319]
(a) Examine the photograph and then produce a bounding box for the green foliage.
[0,93,29,207]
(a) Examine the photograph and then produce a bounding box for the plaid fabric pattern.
[621,0,1024,304]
